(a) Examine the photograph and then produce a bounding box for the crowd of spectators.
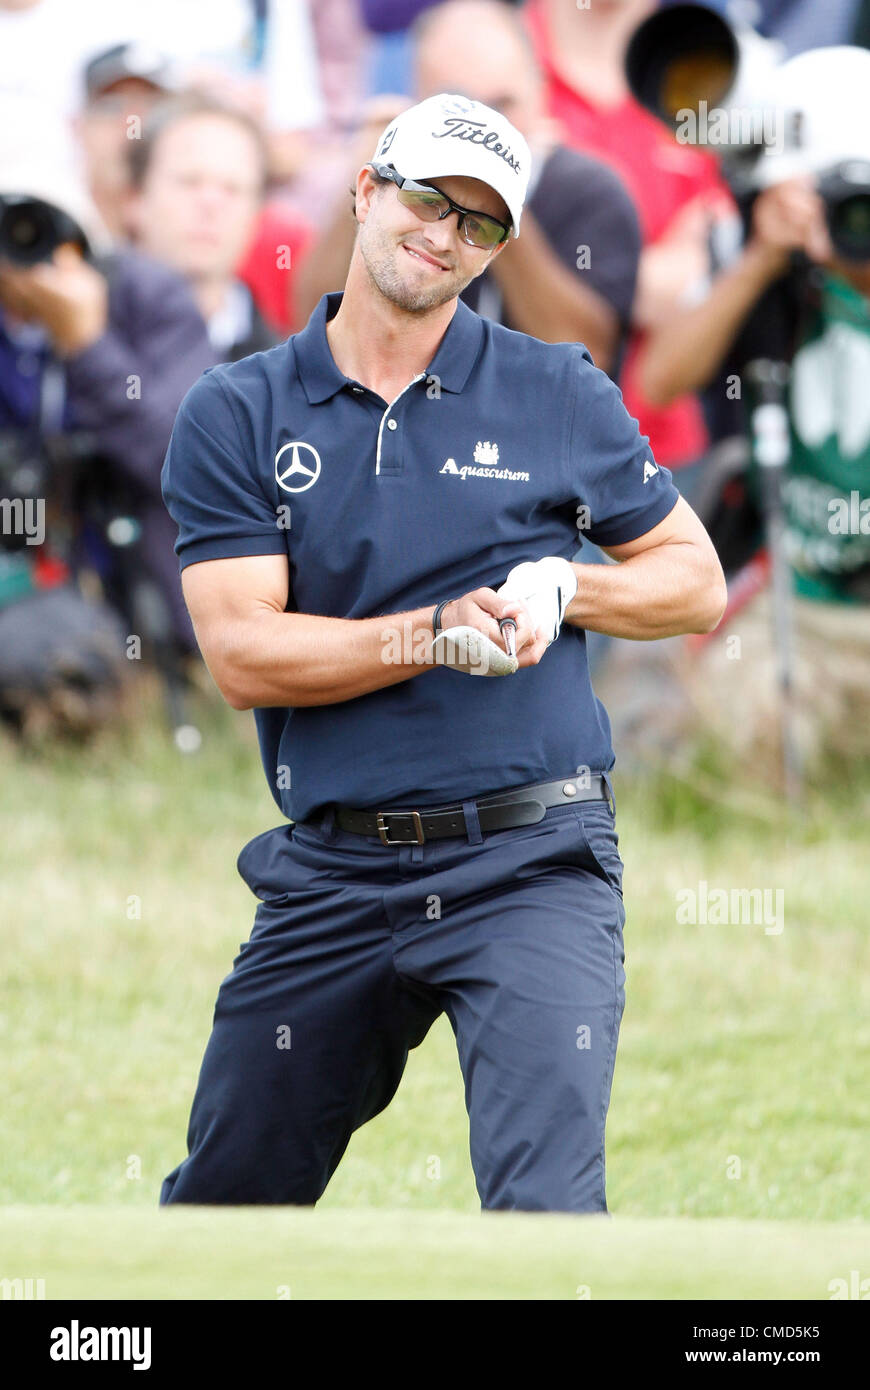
[0,0,867,777]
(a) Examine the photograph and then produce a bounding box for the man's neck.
[325,254,457,402]
[544,0,649,108]
[193,275,234,325]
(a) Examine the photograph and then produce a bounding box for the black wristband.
[432,600,452,637]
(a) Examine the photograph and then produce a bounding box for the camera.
[0,194,88,266]
[625,2,783,177]
[817,161,870,264]
[0,432,51,553]
[625,2,870,262]
[0,428,99,558]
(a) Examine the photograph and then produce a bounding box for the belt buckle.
[376,810,425,846]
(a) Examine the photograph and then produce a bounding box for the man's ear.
[354,165,380,225]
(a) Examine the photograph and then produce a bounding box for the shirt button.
[352,386,363,394]
[387,418,398,430]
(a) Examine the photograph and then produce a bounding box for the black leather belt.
[331,773,613,845]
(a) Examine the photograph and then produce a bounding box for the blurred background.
[2,0,870,785]
[1,0,868,1252]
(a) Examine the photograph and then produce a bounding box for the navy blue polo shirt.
[161,291,680,822]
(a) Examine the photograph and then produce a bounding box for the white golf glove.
[496,556,578,647]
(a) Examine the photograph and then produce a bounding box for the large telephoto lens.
[820,163,870,263]
[0,197,55,264]
[0,195,82,266]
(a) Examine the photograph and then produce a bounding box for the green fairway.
[1,677,869,1296]
[2,1206,868,1299]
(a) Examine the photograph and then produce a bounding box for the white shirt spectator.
[0,0,325,141]
[0,0,139,124]
[130,0,325,132]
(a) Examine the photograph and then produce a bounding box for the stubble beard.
[359,220,472,314]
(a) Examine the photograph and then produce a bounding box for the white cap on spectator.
[755,45,870,186]
[370,93,531,236]
[84,41,177,100]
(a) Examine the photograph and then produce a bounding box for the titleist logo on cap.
[430,117,523,174]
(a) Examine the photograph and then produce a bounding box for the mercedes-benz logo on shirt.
[275,441,321,492]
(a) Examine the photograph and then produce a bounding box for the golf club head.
[431,625,519,677]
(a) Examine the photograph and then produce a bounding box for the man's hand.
[438,586,548,672]
[429,558,580,677]
[633,189,727,331]
[179,556,547,707]
[752,176,870,301]
[497,557,578,648]
[746,175,834,278]
[0,244,108,357]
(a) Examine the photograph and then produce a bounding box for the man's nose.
[196,181,231,208]
[420,210,464,253]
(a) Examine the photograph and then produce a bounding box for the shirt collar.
[294,290,484,404]
[208,280,254,355]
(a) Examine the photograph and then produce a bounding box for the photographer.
[637,176,841,417]
[633,46,870,770]
[77,41,177,241]
[0,129,215,731]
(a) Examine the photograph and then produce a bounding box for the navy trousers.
[160,786,626,1213]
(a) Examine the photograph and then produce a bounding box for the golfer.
[160,94,726,1212]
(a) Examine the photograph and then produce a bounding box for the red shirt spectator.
[524,0,736,470]
[238,202,313,333]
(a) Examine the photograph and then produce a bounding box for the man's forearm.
[218,537,724,710]
[225,605,440,710]
[564,544,726,640]
[489,214,618,370]
[637,241,781,406]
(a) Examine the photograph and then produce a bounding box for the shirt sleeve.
[161,367,288,570]
[65,251,216,504]
[536,148,641,329]
[568,346,681,547]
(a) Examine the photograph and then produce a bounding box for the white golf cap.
[753,46,870,188]
[370,93,532,236]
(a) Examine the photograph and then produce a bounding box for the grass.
[2,1207,867,1300]
[1,673,868,1296]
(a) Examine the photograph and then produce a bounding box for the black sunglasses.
[371,163,511,250]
